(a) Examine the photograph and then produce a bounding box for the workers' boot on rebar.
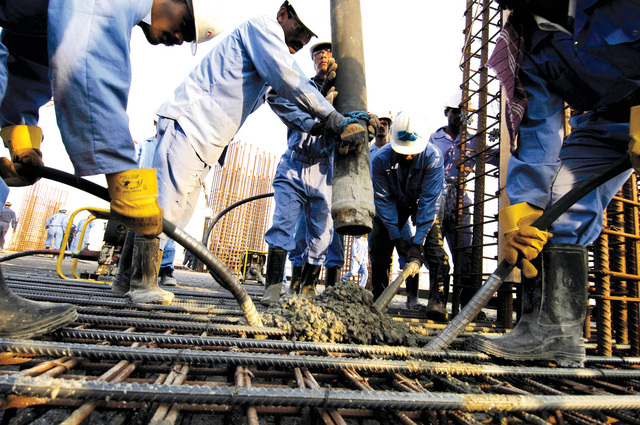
[0,266,77,338]
[159,267,178,287]
[470,244,588,367]
[112,229,135,294]
[287,265,302,295]
[127,236,174,305]
[300,263,322,299]
[324,266,340,288]
[424,266,449,321]
[261,247,287,306]
[405,274,427,311]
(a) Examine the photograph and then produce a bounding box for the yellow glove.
[107,168,163,237]
[500,202,552,278]
[629,105,640,173]
[0,125,44,186]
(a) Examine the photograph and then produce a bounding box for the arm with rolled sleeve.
[371,151,403,241]
[46,0,147,176]
[413,146,445,246]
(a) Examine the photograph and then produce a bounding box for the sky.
[4,1,467,252]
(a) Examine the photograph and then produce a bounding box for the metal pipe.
[4,375,640,412]
[27,166,264,330]
[373,262,421,310]
[330,0,374,235]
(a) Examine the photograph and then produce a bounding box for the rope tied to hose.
[321,111,370,156]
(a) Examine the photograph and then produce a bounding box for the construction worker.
[341,234,368,287]
[262,40,344,305]
[369,111,447,318]
[70,214,94,251]
[150,1,374,306]
[44,209,69,250]
[471,0,640,367]
[0,201,16,251]
[429,90,499,311]
[370,115,445,313]
[0,0,222,338]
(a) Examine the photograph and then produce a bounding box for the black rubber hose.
[202,192,273,245]
[29,166,264,329]
[0,249,99,262]
[425,156,632,351]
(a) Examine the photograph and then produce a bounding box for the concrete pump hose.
[27,166,264,331]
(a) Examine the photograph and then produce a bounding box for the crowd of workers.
[0,0,636,371]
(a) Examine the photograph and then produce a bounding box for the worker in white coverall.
[341,234,369,287]
[44,209,69,250]
[147,1,376,305]
[0,0,221,338]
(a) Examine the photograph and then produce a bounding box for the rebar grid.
[2,275,640,423]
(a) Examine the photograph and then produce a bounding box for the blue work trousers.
[264,154,333,266]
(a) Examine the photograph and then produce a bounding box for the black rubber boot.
[112,229,135,294]
[424,264,449,321]
[300,263,322,299]
[0,266,77,338]
[261,247,287,306]
[324,266,340,288]
[405,274,427,310]
[128,236,174,305]
[470,244,588,367]
[287,265,302,295]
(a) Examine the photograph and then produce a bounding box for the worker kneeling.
[369,111,449,320]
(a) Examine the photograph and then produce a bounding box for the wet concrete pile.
[262,281,426,346]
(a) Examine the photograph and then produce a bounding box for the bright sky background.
[5,1,467,253]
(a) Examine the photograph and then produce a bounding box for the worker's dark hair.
[172,0,196,42]
[281,1,296,19]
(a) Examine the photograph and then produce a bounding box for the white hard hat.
[187,0,225,55]
[309,41,331,59]
[390,111,429,156]
[284,0,318,38]
[444,89,463,109]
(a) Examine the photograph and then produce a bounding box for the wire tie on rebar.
[322,385,331,412]
[170,348,187,370]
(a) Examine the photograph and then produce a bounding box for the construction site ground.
[1,253,640,425]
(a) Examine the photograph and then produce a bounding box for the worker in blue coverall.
[0,201,17,251]
[471,0,640,368]
[150,1,375,306]
[429,90,499,312]
[370,111,447,319]
[341,234,369,287]
[44,209,69,250]
[370,116,449,316]
[70,215,94,251]
[0,0,221,337]
[262,40,340,305]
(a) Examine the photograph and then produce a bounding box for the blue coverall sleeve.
[371,154,402,241]
[243,17,335,122]
[47,0,146,176]
[267,89,317,133]
[413,149,445,246]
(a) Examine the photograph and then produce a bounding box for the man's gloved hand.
[325,111,367,155]
[324,86,338,106]
[500,202,552,278]
[394,238,424,267]
[628,105,640,174]
[309,122,325,136]
[106,168,163,237]
[319,58,337,96]
[367,113,380,142]
[0,125,44,186]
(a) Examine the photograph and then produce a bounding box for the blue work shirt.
[0,206,16,228]
[371,143,444,246]
[0,0,150,176]
[157,15,336,166]
[268,75,332,159]
[136,135,159,169]
[46,212,69,229]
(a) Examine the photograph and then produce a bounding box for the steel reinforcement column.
[330,0,375,236]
